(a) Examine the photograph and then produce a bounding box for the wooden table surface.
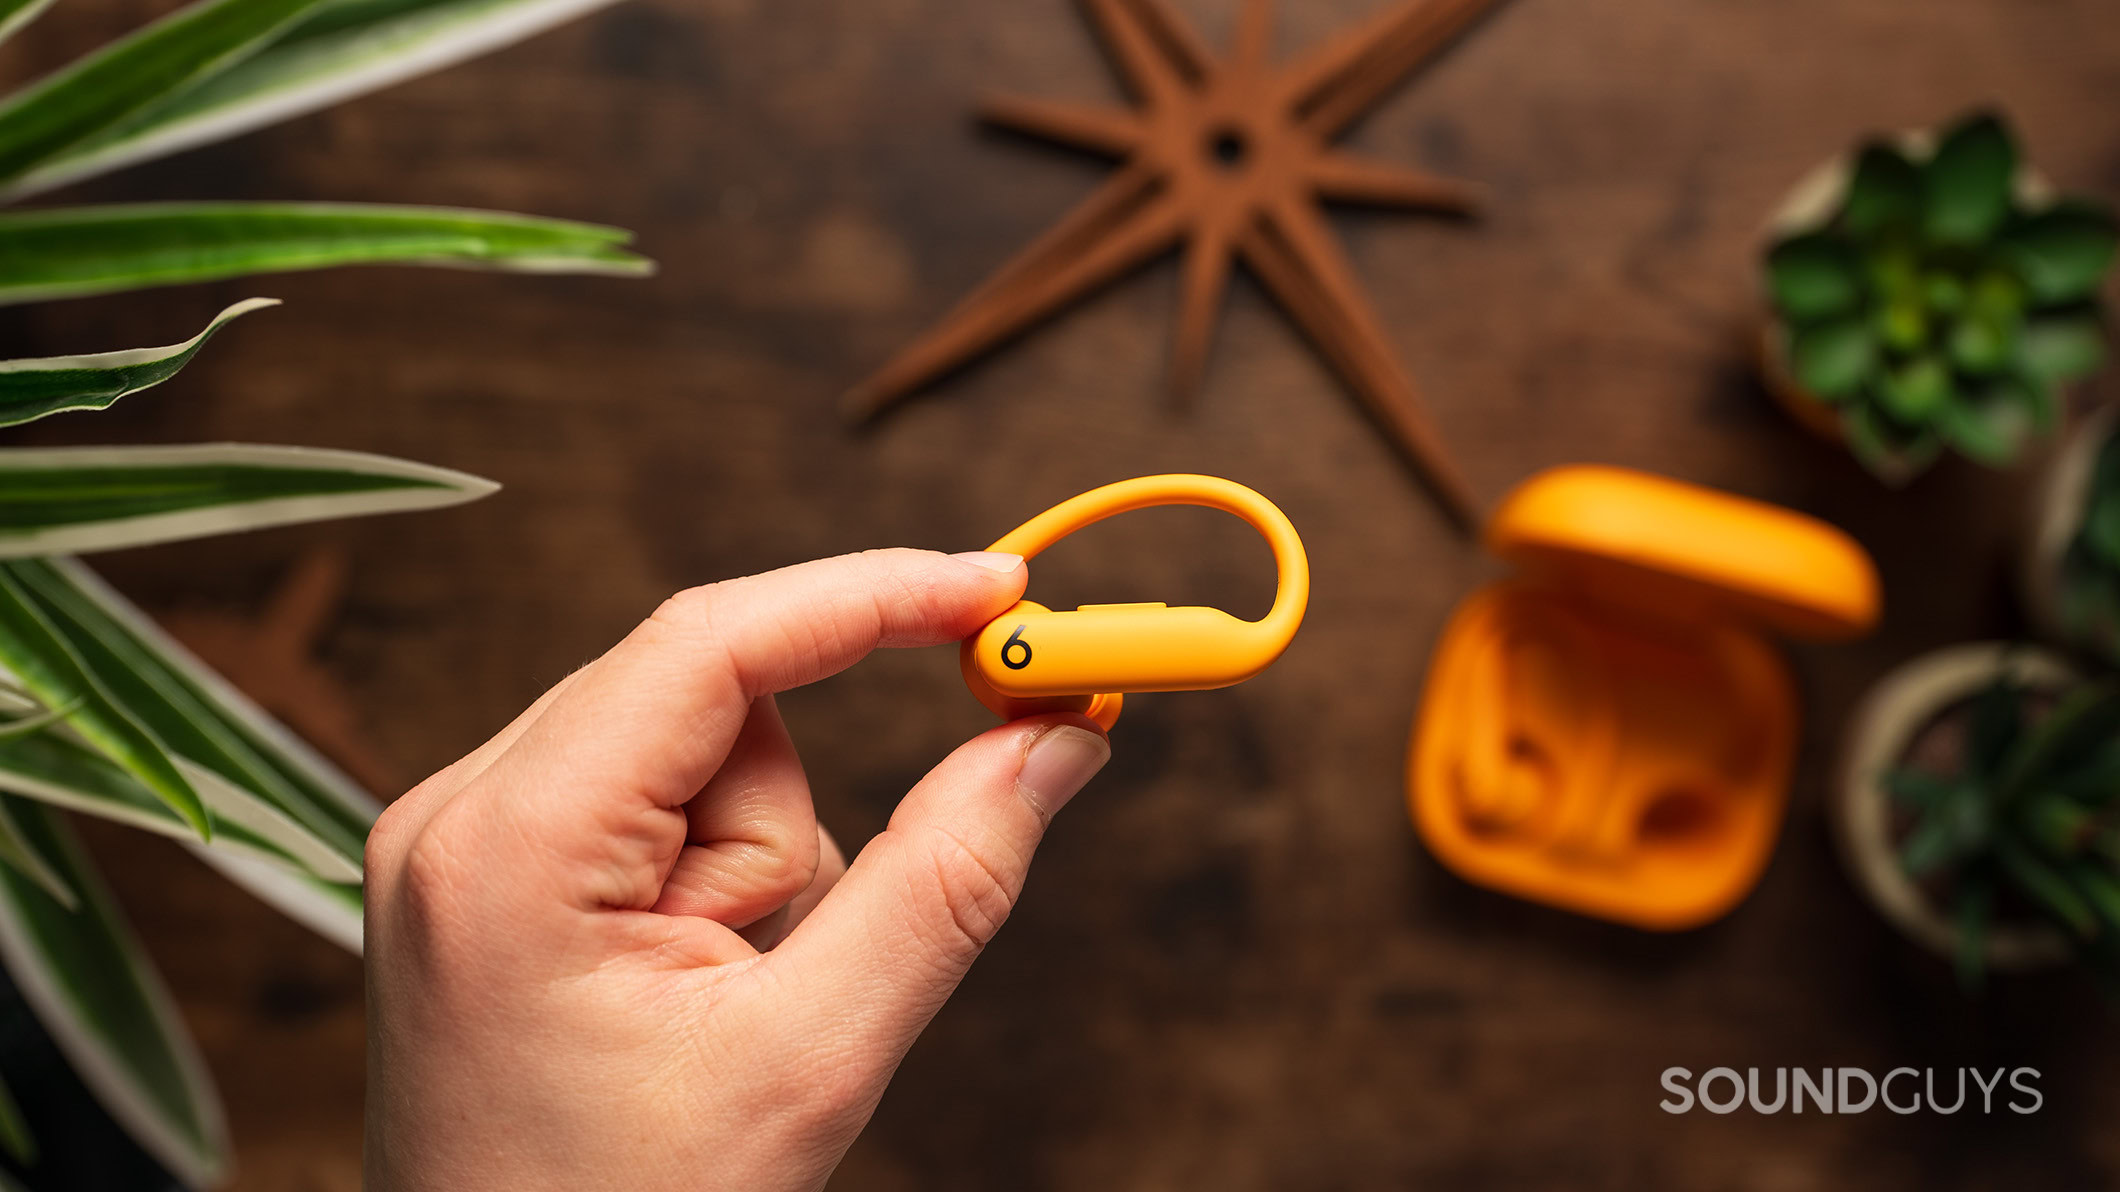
[5,0,2120,1187]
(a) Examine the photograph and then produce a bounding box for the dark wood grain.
[4,0,2119,1187]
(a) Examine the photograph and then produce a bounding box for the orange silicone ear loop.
[984,473,1310,652]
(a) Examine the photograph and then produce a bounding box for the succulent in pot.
[1762,111,2117,483]
[1836,643,2120,987]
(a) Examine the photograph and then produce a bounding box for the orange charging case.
[1407,465,1880,929]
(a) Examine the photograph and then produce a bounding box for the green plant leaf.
[0,0,55,48]
[1877,355,1952,425]
[2069,864,2120,937]
[0,0,336,185]
[0,571,207,843]
[1966,676,2025,782]
[1923,270,1966,316]
[0,719,304,869]
[1844,399,1939,482]
[0,202,650,305]
[0,797,226,1185]
[1998,839,2097,936]
[1842,142,1923,237]
[1923,111,2017,246]
[8,557,376,881]
[0,297,275,429]
[1872,295,1928,354]
[1789,316,1875,400]
[1885,766,1955,808]
[0,1069,32,1167]
[1937,390,2031,466]
[5,0,626,199]
[2019,310,2106,385]
[191,847,362,952]
[1766,232,1860,324]
[1900,807,1971,877]
[1947,311,2014,375]
[0,782,73,908]
[2005,201,2120,304]
[0,442,495,557]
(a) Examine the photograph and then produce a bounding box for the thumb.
[771,716,1108,1062]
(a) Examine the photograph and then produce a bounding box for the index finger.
[452,548,1026,909]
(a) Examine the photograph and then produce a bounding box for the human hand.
[362,549,1110,1190]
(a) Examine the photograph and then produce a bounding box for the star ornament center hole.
[1206,127,1250,169]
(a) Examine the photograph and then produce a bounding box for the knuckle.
[920,827,1021,952]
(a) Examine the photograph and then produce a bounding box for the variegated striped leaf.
[0,298,275,428]
[0,202,649,304]
[0,0,336,185]
[0,443,496,557]
[6,0,626,199]
[0,797,227,1186]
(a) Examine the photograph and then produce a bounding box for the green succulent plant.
[1766,110,2118,480]
[2055,422,2120,663]
[1888,672,2120,988]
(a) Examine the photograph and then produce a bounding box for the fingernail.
[1016,725,1110,815]
[951,550,1024,573]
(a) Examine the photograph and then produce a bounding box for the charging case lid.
[1485,465,1879,641]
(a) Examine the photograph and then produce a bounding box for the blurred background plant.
[1888,673,2120,989]
[1764,110,2117,482]
[2050,422,2120,665]
[0,0,644,1186]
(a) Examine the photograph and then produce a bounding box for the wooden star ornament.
[844,0,1505,528]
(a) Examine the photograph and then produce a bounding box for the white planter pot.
[1835,642,2074,971]
[2023,403,2119,659]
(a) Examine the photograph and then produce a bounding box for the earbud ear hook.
[960,474,1310,730]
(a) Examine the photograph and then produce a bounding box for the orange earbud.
[960,474,1309,730]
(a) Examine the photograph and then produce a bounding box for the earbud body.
[957,475,1308,730]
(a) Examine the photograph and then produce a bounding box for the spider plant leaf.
[2004,201,2119,305]
[0,720,307,871]
[0,796,226,1186]
[0,297,275,428]
[0,0,55,49]
[189,847,361,952]
[1766,231,1860,324]
[0,202,650,305]
[1997,839,2097,936]
[0,0,337,185]
[5,0,626,199]
[1789,316,1874,400]
[1842,142,1922,238]
[0,782,73,908]
[1923,111,2016,246]
[0,1069,31,1167]
[2019,310,2106,385]
[0,570,205,838]
[7,557,374,881]
[0,443,495,558]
